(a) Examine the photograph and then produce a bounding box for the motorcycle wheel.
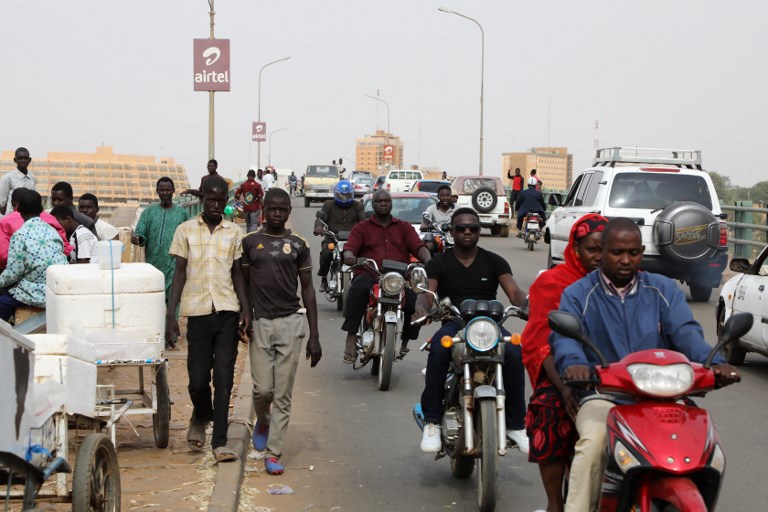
[450,455,475,479]
[377,323,396,391]
[476,399,498,512]
[338,271,350,312]
[527,239,534,251]
[369,356,380,375]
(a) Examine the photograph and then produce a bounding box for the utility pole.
[207,0,215,160]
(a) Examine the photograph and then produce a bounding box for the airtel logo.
[255,125,264,133]
[202,47,221,66]
[384,146,393,154]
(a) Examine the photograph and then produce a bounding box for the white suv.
[545,147,728,302]
[452,175,511,237]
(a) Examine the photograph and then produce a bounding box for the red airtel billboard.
[193,39,231,92]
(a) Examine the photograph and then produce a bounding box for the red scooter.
[548,310,752,512]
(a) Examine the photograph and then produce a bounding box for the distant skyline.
[2,1,764,187]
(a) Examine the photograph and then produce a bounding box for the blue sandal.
[252,422,269,451]
[264,457,284,475]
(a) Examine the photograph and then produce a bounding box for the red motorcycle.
[548,310,752,512]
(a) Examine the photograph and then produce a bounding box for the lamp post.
[257,56,291,169]
[207,0,216,159]
[365,94,391,170]
[438,6,485,175]
[268,127,289,167]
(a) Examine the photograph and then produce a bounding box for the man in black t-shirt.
[414,207,529,454]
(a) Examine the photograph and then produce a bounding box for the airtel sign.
[193,39,231,92]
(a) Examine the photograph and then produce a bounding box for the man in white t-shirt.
[51,206,99,264]
[262,170,275,191]
[78,193,119,241]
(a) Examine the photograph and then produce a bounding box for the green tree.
[709,171,732,201]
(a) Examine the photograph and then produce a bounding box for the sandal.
[213,446,239,463]
[187,419,206,452]
[264,456,284,475]
[343,352,356,364]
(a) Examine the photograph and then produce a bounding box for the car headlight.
[464,317,500,352]
[626,363,693,397]
[381,272,405,295]
[614,440,641,473]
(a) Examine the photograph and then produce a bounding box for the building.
[0,146,190,217]
[501,147,573,191]
[355,130,404,173]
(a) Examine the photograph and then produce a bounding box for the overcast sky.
[2,1,765,186]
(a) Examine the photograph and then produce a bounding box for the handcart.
[0,320,124,511]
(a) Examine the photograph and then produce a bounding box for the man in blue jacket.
[515,177,546,235]
[551,217,740,512]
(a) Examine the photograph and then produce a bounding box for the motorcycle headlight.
[709,444,725,473]
[614,440,641,473]
[626,363,693,397]
[381,272,405,295]
[464,317,500,352]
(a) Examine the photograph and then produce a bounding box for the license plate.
[527,222,539,229]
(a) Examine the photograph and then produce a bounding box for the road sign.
[252,122,267,142]
[383,144,394,161]
[193,39,230,92]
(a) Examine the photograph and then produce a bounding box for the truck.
[302,164,340,207]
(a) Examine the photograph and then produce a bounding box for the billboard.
[252,122,267,142]
[383,144,394,161]
[193,39,231,92]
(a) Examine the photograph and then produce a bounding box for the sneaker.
[252,422,269,452]
[264,456,284,475]
[319,280,328,293]
[506,429,530,454]
[420,423,442,453]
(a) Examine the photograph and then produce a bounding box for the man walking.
[242,188,322,475]
[166,175,250,463]
[234,170,264,233]
[0,147,36,215]
[182,159,220,198]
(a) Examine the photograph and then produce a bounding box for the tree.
[709,171,732,201]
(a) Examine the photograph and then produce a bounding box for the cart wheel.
[72,434,121,512]
[153,364,171,449]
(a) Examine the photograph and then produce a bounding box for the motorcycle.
[521,212,544,251]
[317,221,351,312]
[351,258,427,391]
[420,213,454,255]
[411,289,528,512]
[548,310,752,512]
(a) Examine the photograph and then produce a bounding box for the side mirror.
[705,312,753,368]
[548,311,584,339]
[548,193,563,207]
[729,258,751,273]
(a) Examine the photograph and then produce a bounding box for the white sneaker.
[506,429,530,454]
[420,423,442,453]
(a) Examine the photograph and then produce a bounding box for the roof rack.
[594,147,702,169]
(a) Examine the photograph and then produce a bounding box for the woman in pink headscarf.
[522,213,608,512]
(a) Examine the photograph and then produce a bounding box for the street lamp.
[438,6,485,175]
[257,56,291,169]
[206,0,216,159]
[268,127,289,166]
[365,94,391,170]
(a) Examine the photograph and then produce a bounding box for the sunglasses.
[453,224,481,233]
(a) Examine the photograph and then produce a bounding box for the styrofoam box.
[34,354,96,418]
[83,329,163,361]
[26,333,95,362]
[45,263,165,337]
[0,324,35,459]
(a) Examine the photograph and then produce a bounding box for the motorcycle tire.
[338,271,350,312]
[527,240,534,251]
[450,454,475,479]
[476,399,498,512]
[369,356,380,375]
[377,323,397,391]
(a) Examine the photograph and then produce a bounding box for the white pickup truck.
[384,169,424,193]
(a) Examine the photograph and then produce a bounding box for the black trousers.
[186,311,239,449]
[341,273,419,341]
[317,239,334,277]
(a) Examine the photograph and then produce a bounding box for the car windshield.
[356,178,374,185]
[608,173,712,209]
[460,178,500,195]
[364,196,437,224]
[415,181,449,193]
[306,165,339,177]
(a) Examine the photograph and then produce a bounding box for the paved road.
[240,197,768,511]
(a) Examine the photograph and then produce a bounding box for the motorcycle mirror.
[422,212,431,219]
[440,222,450,231]
[548,311,609,368]
[704,312,754,368]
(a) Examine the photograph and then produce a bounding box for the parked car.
[361,192,437,236]
[717,244,768,364]
[352,177,375,197]
[410,179,452,197]
[303,164,340,207]
[452,175,511,237]
[350,171,374,181]
[545,147,727,301]
[372,175,386,191]
[384,169,424,193]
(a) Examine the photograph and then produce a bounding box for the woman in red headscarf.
[522,213,608,512]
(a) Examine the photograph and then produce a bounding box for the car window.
[417,181,449,194]
[572,172,594,206]
[582,171,604,207]
[306,165,339,177]
[461,178,499,195]
[608,173,712,209]
[363,196,436,224]
[563,174,584,206]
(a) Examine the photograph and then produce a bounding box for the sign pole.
[207,0,215,160]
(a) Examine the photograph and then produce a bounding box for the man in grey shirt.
[50,181,97,235]
[0,147,36,215]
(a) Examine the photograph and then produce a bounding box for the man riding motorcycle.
[314,180,365,293]
[515,177,546,236]
[550,217,741,512]
[341,189,431,364]
[420,184,454,254]
[415,207,530,454]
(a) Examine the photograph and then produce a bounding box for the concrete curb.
[208,371,254,511]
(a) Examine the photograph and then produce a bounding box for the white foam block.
[26,334,95,362]
[34,355,96,418]
[83,329,163,361]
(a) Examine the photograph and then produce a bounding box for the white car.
[717,244,768,364]
[452,175,511,237]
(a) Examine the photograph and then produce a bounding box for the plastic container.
[96,240,124,270]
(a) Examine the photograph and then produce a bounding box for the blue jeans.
[420,321,526,430]
[0,293,25,322]
[245,211,261,233]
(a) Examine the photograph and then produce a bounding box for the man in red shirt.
[506,167,524,215]
[234,169,264,233]
[340,189,431,363]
